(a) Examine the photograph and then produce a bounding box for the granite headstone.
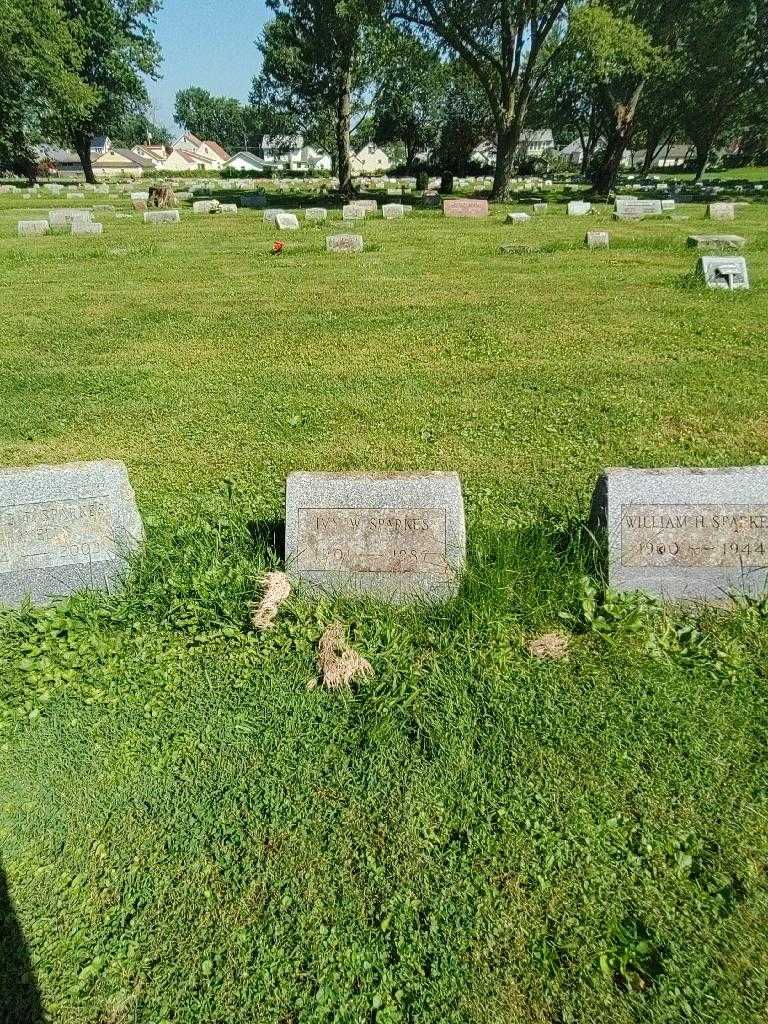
[285,471,466,601]
[443,199,489,218]
[326,234,364,253]
[592,467,768,602]
[697,256,749,289]
[0,460,143,606]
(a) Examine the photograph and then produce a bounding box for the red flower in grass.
[272,240,284,254]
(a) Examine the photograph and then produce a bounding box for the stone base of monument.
[285,471,466,602]
[591,467,768,604]
[0,461,144,607]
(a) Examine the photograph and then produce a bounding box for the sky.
[146,0,269,132]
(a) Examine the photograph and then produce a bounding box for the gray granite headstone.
[49,208,92,227]
[591,467,768,603]
[342,204,366,221]
[614,197,663,220]
[687,234,745,250]
[218,203,238,214]
[353,199,378,213]
[192,199,219,214]
[567,200,591,216]
[18,221,50,236]
[382,203,405,219]
[275,212,299,230]
[533,203,548,213]
[263,208,286,224]
[144,210,180,224]
[697,255,749,290]
[305,207,328,221]
[506,212,530,224]
[586,230,609,249]
[285,471,466,602]
[326,234,364,253]
[708,202,735,221]
[0,460,143,606]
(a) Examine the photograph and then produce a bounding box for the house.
[259,135,332,172]
[517,129,555,158]
[351,143,391,174]
[92,148,154,178]
[225,151,268,173]
[170,132,231,169]
[133,144,201,172]
[34,145,83,176]
[622,144,692,170]
[90,135,111,156]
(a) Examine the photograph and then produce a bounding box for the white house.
[170,132,231,169]
[351,143,391,174]
[471,129,555,167]
[225,151,268,173]
[260,136,332,172]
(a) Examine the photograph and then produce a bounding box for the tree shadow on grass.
[0,862,44,1024]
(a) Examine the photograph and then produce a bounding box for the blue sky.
[147,0,269,131]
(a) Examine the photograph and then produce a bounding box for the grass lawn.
[1,187,768,1023]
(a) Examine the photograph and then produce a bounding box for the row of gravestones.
[2,461,767,608]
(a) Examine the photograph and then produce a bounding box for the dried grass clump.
[249,571,291,630]
[312,622,373,691]
[526,631,571,661]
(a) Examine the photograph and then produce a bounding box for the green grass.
[1,188,768,1023]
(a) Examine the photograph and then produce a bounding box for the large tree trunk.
[593,82,645,196]
[641,125,665,175]
[336,64,353,198]
[73,132,96,184]
[693,139,712,182]
[491,110,523,200]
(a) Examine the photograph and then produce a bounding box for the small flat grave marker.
[0,460,143,607]
[263,208,285,224]
[586,230,609,249]
[285,471,466,602]
[72,220,103,236]
[687,234,746,250]
[305,207,328,221]
[592,466,768,602]
[567,200,591,216]
[18,220,50,236]
[708,202,735,221]
[193,199,219,214]
[354,199,378,213]
[382,203,405,219]
[218,204,238,214]
[144,210,180,224]
[533,203,548,213]
[326,234,364,253]
[275,212,299,230]
[506,212,530,224]
[697,255,749,290]
[49,208,92,227]
[443,198,489,218]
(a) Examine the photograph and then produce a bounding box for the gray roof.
[520,129,554,144]
[112,148,155,167]
[34,145,82,166]
[227,151,267,167]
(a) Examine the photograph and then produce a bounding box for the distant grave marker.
[687,234,746,250]
[144,210,180,224]
[506,212,530,224]
[0,460,143,607]
[614,197,663,220]
[72,220,103,236]
[443,199,489,218]
[343,204,366,221]
[586,230,609,249]
[192,199,219,214]
[285,471,466,602]
[567,201,591,216]
[708,202,735,221]
[592,467,768,602]
[18,221,50,236]
[382,203,406,219]
[305,207,328,221]
[275,212,299,230]
[326,234,364,253]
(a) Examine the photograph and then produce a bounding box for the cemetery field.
[2,189,768,1023]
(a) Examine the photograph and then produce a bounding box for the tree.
[370,32,447,169]
[111,109,170,147]
[434,61,494,172]
[677,0,767,181]
[389,0,568,198]
[253,0,377,196]
[54,0,162,183]
[0,0,93,180]
[567,2,664,195]
[174,87,259,152]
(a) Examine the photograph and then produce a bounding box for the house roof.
[34,145,82,166]
[176,131,203,149]
[520,129,554,144]
[262,135,304,151]
[202,141,230,161]
[226,151,267,168]
[109,148,155,168]
[91,135,110,149]
[176,149,220,167]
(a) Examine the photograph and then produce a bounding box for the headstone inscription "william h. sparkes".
[592,467,768,602]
